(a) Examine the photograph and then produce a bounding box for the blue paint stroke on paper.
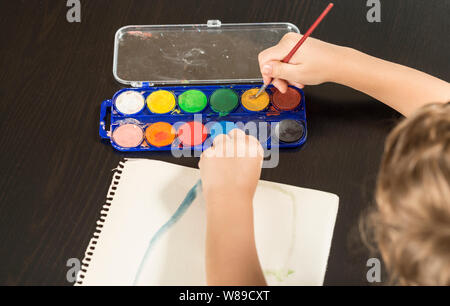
[133,180,202,285]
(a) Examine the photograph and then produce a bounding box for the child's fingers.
[261,63,273,85]
[229,129,264,158]
[200,146,216,161]
[212,134,230,149]
[228,128,246,139]
[288,81,305,89]
[262,74,303,90]
[228,129,247,156]
[228,128,261,149]
[263,61,300,82]
[273,79,289,93]
[259,46,289,85]
[258,33,301,69]
[262,74,272,86]
[258,45,287,70]
[247,135,265,158]
[206,129,264,158]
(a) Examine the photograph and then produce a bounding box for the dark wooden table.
[0,0,448,286]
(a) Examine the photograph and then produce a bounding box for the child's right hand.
[258,33,342,93]
[260,33,450,115]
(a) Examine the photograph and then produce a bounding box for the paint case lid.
[113,20,300,87]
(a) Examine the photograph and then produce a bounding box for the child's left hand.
[199,128,267,286]
[199,128,263,208]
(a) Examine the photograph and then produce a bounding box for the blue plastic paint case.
[99,21,307,152]
[99,84,307,151]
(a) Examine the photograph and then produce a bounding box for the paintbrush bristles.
[253,84,268,99]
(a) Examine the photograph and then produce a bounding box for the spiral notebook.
[76,159,339,286]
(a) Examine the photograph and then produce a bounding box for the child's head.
[374,102,450,285]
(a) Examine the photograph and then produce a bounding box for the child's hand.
[200,129,267,286]
[199,129,263,207]
[258,32,341,93]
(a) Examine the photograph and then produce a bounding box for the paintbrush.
[253,3,334,99]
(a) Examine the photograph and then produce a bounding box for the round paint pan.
[241,88,270,112]
[114,91,146,115]
[178,90,208,113]
[177,121,208,147]
[273,120,305,143]
[111,124,144,148]
[146,90,176,114]
[145,122,176,147]
[210,89,239,115]
[209,121,236,140]
[272,87,302,111]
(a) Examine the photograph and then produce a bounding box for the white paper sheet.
[77,159,339,286]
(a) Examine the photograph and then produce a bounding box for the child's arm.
[258,33,450,117]
[199,129,266,286]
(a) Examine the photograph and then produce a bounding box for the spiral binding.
[75,160,126,285]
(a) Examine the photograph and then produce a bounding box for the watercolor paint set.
[99,21,308,152]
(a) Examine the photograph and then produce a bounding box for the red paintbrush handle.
[281,3,334,63]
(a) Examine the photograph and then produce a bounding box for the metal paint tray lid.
[113,20,299,87]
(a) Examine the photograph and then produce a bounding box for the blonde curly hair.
[373,102,450,285]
